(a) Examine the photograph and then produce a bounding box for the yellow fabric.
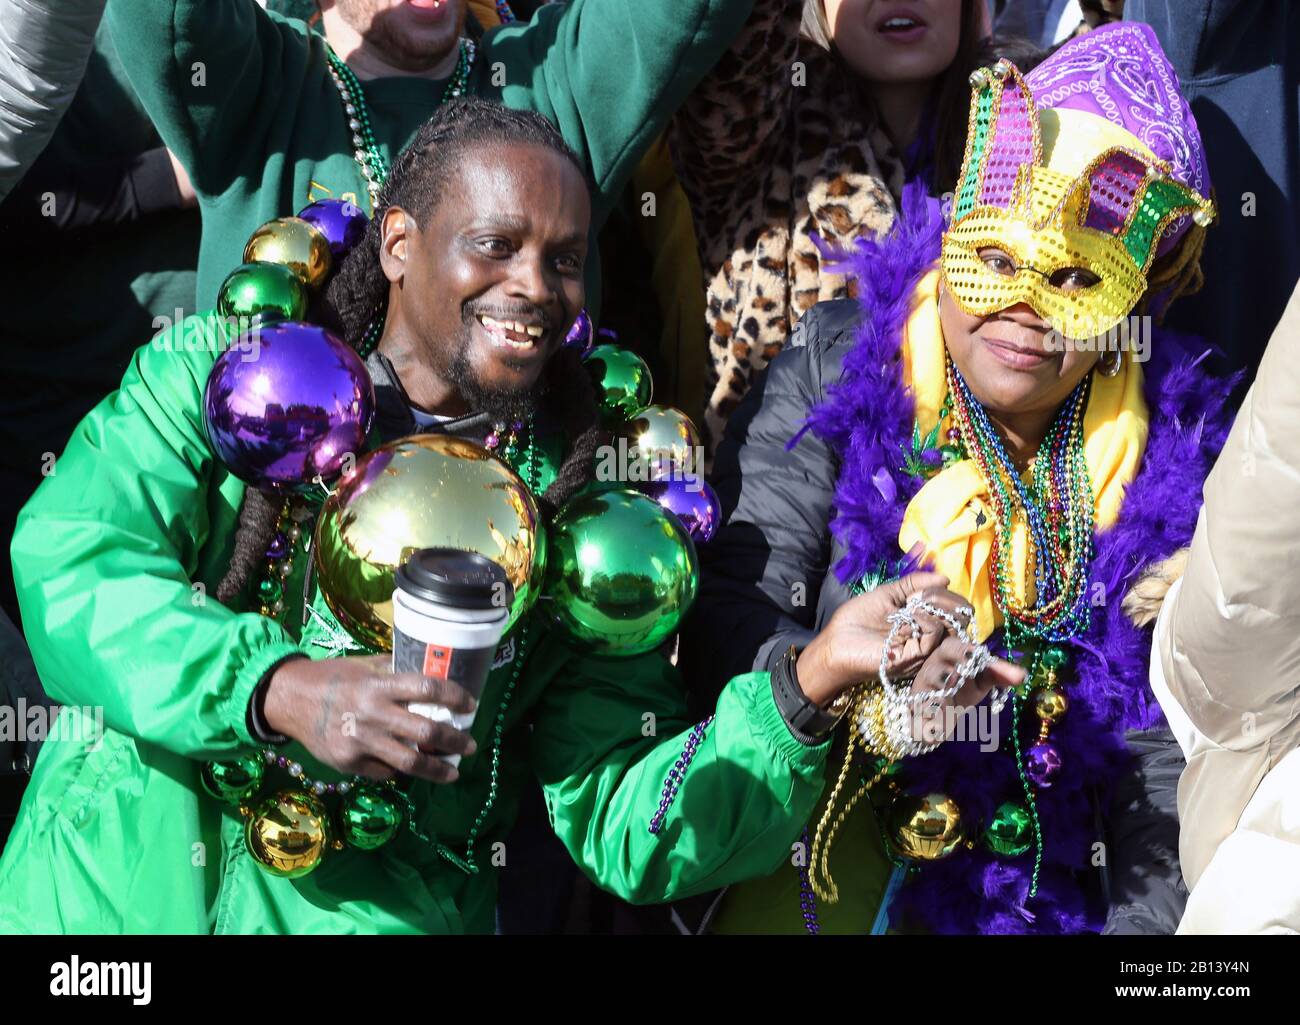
[898,270,1149,641]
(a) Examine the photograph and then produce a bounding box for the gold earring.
[1097,349,1123,378]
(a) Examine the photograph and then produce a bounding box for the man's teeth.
[478,314,545,349]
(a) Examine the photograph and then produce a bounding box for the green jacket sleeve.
[488,0,754,222]
[530,643,828,904]
[11,314,303,760]
[104,0,301,197]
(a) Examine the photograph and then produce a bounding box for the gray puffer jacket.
[0,0,106,201]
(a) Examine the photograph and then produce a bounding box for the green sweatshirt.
[104,0,753,317]
[0,315,828,933]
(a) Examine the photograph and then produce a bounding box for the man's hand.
[263,655,478,783]
[795,572,974,706]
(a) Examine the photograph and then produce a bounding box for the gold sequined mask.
[941,60,1215,340]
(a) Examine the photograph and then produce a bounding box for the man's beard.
[442,318,546,427]
[337,0,465,72]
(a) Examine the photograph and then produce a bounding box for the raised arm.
[104,0,301,198]
[11,314,303,760]
[668,0,801,238]
[0,0,107,201]
[488,0,754,223]
[530,641,829,905]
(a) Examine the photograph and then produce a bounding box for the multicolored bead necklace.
[945,356,1095,644]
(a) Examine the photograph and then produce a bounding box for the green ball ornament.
[582,345,653,424]
[983,801,1033,857]
[200,754,265,805]
[340,785,404,851]
[216,262,308,325]
[939,443,963,467]
[1041,645,1069,670]
[543,488,699,656]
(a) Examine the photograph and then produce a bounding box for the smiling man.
[0,100,959,934]
[103,0,752,319]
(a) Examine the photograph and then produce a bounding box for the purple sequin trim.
[647,716,714,835]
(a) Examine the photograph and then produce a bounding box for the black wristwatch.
[770,645,848,744]
[245,657,303,747]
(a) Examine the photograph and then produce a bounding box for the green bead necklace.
[324,39,477,214]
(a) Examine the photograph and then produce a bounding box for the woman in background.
[672,0,1046,453]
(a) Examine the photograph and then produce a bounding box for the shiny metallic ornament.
[982,801,1033,856]
[216,262,308,325]
[200,755,265,805]
[1025,741,1064,787]
[313,434,544,650]
[339,785,404,850]
[296,198,368,258]
[563,308,594,356]
[619,405,702,477]
[886,791,965,861]
[203,321,375,492]
[636,477,721,543]
[245,790,331,878]
[243,217,332,289]
[582,344,652,424]
[1033,686,1069,724]
[543,488,699,656]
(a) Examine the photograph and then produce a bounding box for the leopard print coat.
[671,0,906,455]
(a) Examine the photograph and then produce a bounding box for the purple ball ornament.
[637,477,721,544]
[1024,741,1063,788]
[563,308,594,355]
[204,321,375,492]
[297,198,369,258]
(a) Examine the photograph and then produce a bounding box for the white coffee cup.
[391,548,512,767]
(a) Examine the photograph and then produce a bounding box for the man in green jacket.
[104,0,752,318]
[1,98,942,934]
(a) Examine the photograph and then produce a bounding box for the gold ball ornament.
[886,791,965,861]
[243,217,332,289]
[1033,687,1069,724]
[313,434,544,650]
[245,790,331,878]
[618,405,702,477]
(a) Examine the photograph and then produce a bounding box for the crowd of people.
[0,0,1297,936]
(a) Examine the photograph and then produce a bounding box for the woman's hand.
[795,571,974,706]
[262,655,478,783]
[904,635,1027,747]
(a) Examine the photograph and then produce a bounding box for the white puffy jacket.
[1152,278,1300,934]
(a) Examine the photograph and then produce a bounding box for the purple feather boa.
[804,181,1237,934]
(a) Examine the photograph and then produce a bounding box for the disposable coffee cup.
[392,548,513,767]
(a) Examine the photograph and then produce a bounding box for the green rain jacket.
[0,315,829,934]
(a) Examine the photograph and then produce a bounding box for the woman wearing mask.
[682,23,1226,934]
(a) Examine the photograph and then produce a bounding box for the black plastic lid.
[395,548,513,611]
